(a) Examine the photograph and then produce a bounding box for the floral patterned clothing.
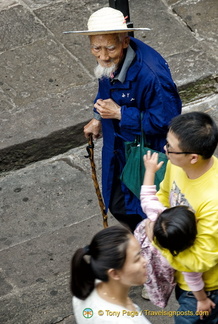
[135,185,203,308]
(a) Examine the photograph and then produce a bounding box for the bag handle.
[140,112,148,149]
[136,112,149,148]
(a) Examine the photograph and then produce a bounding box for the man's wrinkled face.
[90,33,129,68]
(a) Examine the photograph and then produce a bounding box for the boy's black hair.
[169,112,218,159]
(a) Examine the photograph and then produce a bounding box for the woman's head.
[153,206,197,256]
[70,225,146,299]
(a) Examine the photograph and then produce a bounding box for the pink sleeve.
[140,185,165,221]
[182,271,204,291]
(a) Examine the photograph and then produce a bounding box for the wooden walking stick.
[85,135,108,228]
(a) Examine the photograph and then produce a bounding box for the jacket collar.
[113,45,136,83]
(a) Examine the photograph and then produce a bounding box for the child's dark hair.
[153,206,197,256]
[70,225,131,300]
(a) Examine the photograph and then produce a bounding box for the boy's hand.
[143,151,164,173]
[143,151,165,186]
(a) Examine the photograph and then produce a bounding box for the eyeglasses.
[165,142,200,155]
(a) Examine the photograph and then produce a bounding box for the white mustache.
[94,63,118,79]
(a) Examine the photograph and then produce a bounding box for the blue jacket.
[94,37,182,217]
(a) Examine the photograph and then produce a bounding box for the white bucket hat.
[64,7,150,35]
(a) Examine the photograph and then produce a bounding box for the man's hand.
[84,118,101,139]
[94,99,121,120]
[196,298,216,320]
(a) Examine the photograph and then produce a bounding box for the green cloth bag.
[120,114,168,199]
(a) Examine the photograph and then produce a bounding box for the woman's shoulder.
[73,289,151,323]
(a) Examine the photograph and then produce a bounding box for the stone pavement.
[0,0,217,323]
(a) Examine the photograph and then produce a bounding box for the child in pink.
[134,151,215,316]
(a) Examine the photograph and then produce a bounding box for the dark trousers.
[175,285,218,323]
[109,162,143,232]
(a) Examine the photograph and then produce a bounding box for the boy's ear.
[190,154,199,164]
[107,268,120,280]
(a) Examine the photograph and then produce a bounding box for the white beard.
[94,63,118,79]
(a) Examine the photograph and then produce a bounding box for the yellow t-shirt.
[155,157,218,291]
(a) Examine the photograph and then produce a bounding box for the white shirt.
[73,288,151,323]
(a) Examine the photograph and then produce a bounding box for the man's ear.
[107,268,120,281]
[123,36,130,49]
[190,154,199,164]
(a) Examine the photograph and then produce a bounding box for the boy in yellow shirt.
[153,112,218,323]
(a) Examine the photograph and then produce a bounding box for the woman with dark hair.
[71,225,151,323]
